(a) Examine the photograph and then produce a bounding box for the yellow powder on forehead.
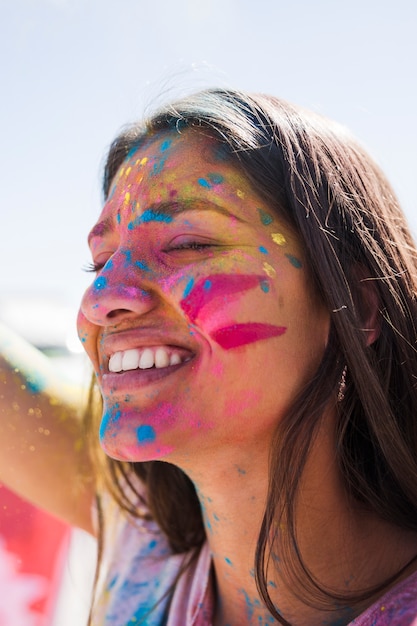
[236,189,245,198]
[125,167,132,177]
[271,232,287,246]
[124,192,131,205]
[263,262,276,278]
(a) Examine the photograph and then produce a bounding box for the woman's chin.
[99,435,174,463]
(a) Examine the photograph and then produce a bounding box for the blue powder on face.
[137,424,156,444]
[99,408,121,440]
[260,280,270,293]
[203,279,212,290]
[208,173,224,185]
[225,557,233,566]
[160,139,172,152]
[93,276,107,290]
[126,144,141,160]
[128,210,173,229]
[135,260,149,271]
[257,208,274,226]
[259,246,268,254]
[152,158,166,176]
[122,249,132,266]
[198,177,212,189]
[285,253,303,269]
[183,276,195,298]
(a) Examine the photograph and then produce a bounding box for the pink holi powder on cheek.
[180,273,266,323]
[210,322,286,349]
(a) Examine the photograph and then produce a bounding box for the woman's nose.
[80,259,156,326]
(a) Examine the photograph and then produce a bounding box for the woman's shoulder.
[351,569,417,625]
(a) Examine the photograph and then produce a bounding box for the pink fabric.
[350,568,417,625]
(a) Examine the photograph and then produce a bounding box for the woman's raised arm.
[0,321,95,534]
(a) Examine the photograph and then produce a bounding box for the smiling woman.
[1,89,417,626]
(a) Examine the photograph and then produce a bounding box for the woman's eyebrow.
[87,216,114,246]
[88,199,247,245]
[147,199,247,223]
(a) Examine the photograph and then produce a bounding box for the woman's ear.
[354,266,381,347]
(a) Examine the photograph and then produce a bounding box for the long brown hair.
[88,89,417,624]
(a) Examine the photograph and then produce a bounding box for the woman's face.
[78,130,329,463]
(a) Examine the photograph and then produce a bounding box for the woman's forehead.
[104,131,258,214]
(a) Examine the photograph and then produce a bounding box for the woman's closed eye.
[163,234,221,254]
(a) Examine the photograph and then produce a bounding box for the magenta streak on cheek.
[210,323,286,349]
[181,274,266,323]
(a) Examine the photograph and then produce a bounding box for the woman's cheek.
[179,272,287,348]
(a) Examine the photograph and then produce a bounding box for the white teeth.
[155,347,170,368]
[139,348,154,369]
[122,349,140,371]
[109,352,123,372]
[108,346,189,373]
[170,353,181,366]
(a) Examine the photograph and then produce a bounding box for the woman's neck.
[174,425,417,626]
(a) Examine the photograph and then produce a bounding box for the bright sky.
[1,0,416,317]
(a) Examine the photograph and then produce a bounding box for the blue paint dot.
[203,279,212,290]
[183,276,195,298]
[198,177,212,188]
[260,280,270,293]
[225,557,233,566]
[135,260,149,271]
[160,139,172,152]
[122,250,132,266]
[93,276,107,290]
[259,246,268,254]
[152,158,166,175]
[285,253,303,269]
[116,212,121,224]
[257,208,273,226]
[137,424,156,444]
[148,539,157,549]
[208,173,224,185]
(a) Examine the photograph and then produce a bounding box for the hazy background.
[1,0,416,350]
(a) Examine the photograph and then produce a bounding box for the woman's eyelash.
[83,261,105,273]
[171,242,214,251]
